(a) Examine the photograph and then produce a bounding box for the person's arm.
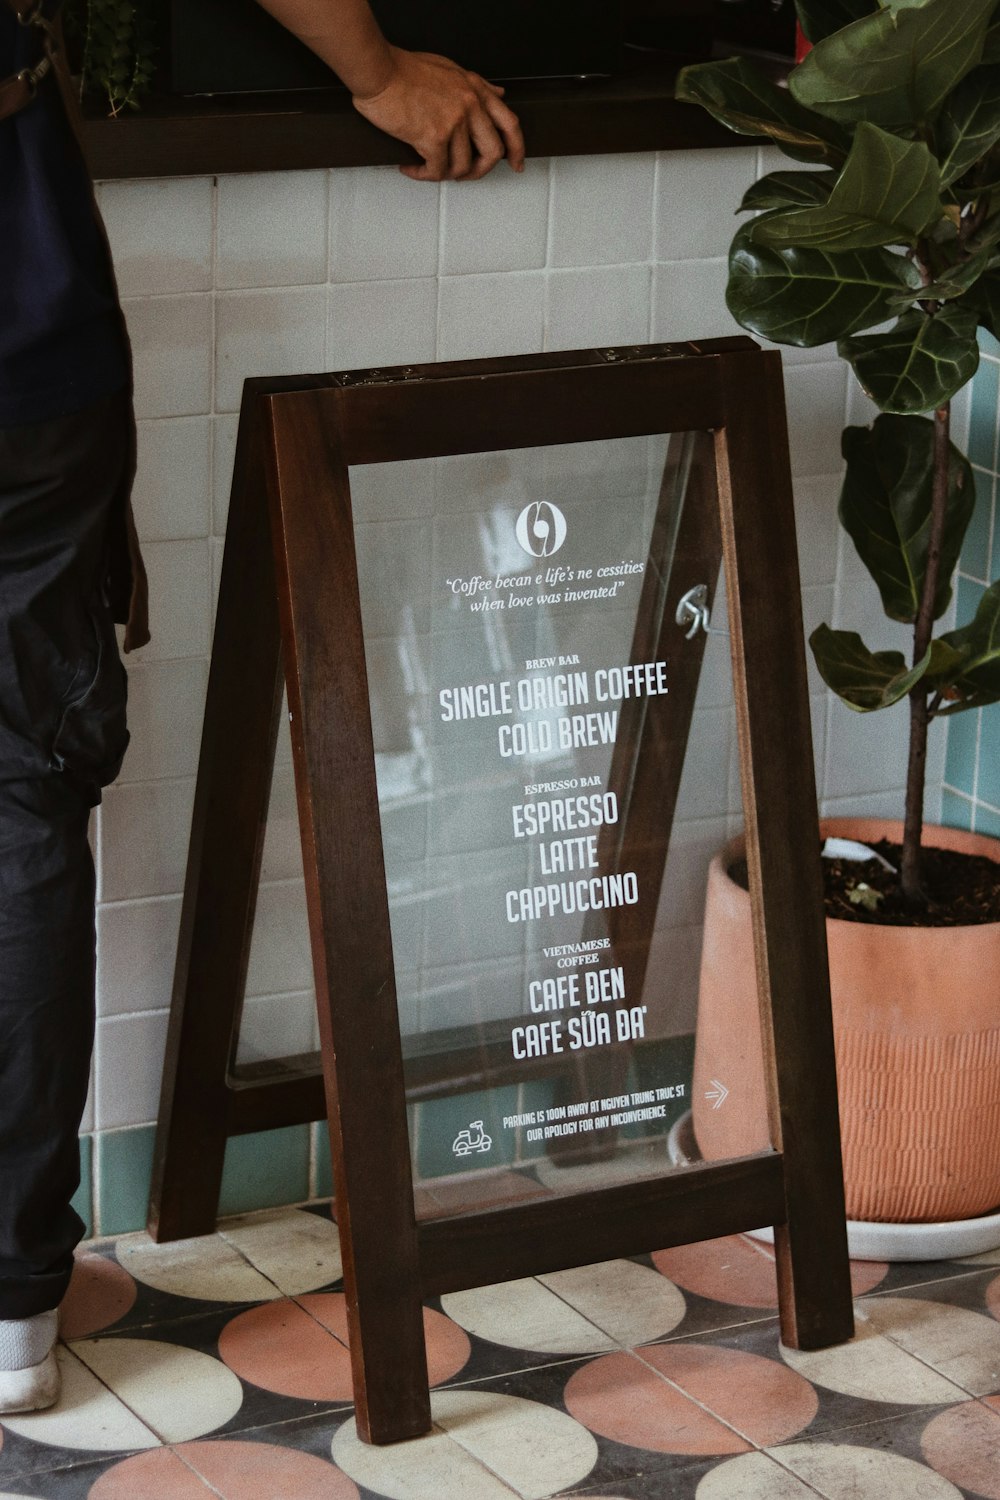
[254,0,525,181]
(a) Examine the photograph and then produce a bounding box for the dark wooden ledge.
[83,55,755,180]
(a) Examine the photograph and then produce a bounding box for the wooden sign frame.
[150,338,853,1445]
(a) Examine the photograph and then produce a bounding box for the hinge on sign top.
[331,366,426,388]
[596,342,705,364]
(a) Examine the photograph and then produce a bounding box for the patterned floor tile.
[6,1206,1000,1500]
[920,1396,1000,1498]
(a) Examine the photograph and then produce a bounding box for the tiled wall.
[942,331,1000,840]
[79,146,947,1237]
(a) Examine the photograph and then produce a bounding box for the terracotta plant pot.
[692,819,1000,1223]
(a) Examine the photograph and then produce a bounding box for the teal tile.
[979,328,1000,360]
[312,1121,333,1200]
[218,1125,310,1217]
[944,704,980,798]
[941,788,975,834]
[974,801,1000,838]
[956,576,986,627]
[969,357,1000,472]
[993,503,1000,583]
[415,1086,519,1180]
[72,1135,93,1239]
[976,701,1000,810]
[97,1125,156,1237]
[961,471,994,582]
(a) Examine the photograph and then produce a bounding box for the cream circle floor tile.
[116,1231,280,1303]
[218,1208,343,1295]
[440,1277,616,1354]
[68,1337,244,1443]
[855,1294,1000,1396]
[766,1440,965,1498]
[781,1300,971,1405]
[0,1347,159,1451]
[432,1388,599,1499]
[333,1389,598,1500]
[537,1259,687,1346]
[332,1417,522,1500]
[696,1450,828,1498]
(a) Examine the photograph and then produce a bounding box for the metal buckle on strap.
[14,54,49,98]
[15,0,57,55]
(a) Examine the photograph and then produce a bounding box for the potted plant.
[675,0,1000,1234]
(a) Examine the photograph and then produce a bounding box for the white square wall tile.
[95,1010,170,1129]
[549,153,656,267]
[212,413,240,535]
[823,694,911,801]
[437,271,545,361]
[97,895,182,1017]
[246,881,314,997]
[123,295,213,421]
[99,178,213,296]
[784,361,850,478]
[215,287,327,413]
[327,279,437,371]
[545,265,650,351]
[655,147,757,262]
[133,419,211,542]
[236,991,318,1066]
[216,171,329,289]
[329,167,440,282]
[793,473,842,588]
[99,778,196,902]
[114,657,208,785]
[124,539,212,665]
[651,258,743,344]
[441,160,549,275]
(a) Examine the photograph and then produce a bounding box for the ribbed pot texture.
[692,819,1000,1223]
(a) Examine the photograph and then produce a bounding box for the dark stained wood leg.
[149,401,285,1242]
[264,391,430,1443]
[715,352,854,1352]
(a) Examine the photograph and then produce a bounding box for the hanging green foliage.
[62,0,157,116]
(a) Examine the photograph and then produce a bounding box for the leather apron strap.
[1,0,150,651]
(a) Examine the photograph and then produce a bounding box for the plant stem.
[901,401,950,904]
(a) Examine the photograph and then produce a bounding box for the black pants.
[0,392,131,1319]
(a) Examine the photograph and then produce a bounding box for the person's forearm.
[254,0,396,98]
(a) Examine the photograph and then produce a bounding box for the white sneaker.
[0,1310,60,1413]
[0,1349,60,1413]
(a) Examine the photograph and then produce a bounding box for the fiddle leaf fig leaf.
[675,59,850,166]
[749,123,943,251]
[740,171,835,212]
[727,218,923,347]
[959,266,1000,339]
[838,305,980,413]
[919,243,997,302]
[924,637,973,686]
[983,22,1000,65]
[809,625,933,710]
[939,580,1000,704]
[936,66,1000,189]
[794,0,878,45]
[790,0,997,132]
[839,415,974,622]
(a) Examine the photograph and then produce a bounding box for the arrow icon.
[705,1079,729,1110]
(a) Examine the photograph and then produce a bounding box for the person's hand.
[352,47,525,181]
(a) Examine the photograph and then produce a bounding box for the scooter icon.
[452,1120,493,1157]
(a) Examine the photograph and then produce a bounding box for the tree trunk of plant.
[901,402,951,905]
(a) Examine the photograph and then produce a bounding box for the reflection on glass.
[350,431,746,1217]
